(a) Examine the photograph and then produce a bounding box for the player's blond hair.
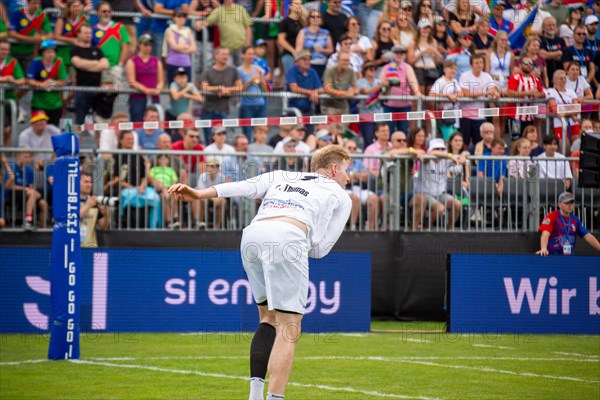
[310,145,350,172]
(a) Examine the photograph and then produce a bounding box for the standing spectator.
[583,15,600,89]
[485,31,513,138]
[472,17,493,55]
[204,126,236,164]
[413,0,434,27]
[26,40,68,128]
[125,34,164,122]
[3,150,48,230]
[540,16,567,84]
[277,0,304,77]
[559,7,583,46]
[449,0,477,36]
[188,0,218,74]
[430,60,461,141]
[321,51,358,116]
[343,16,373,68]
[103,0,138,53]
[70,24,109,125]
[151,0,189,57]
[199,47,242,144]
[407,18,442,97]
[545,69,580,146]
[369,20,396,70]
[172,128,205,174]
[326,34,363,75]
[358,0,384,40]
[379,45,423,134]
[562,26,595,84]
[458,53,500,147]
[505,54,545,140]
[80,170,110,247]
[377,0,400,29]
[536,191,600,256]
[238,46,268,141]
[167,68,204,121]
[252,39,272,87]
[358,61,384,146]
[508,138,534,179]
[18,111,61,163]
[447,30,475,80]
[135,106,166,150]
[322,0,348,47]
[202,0,253,66]
[8,0,53,73]
[0,40,25,146]
[135,0,155,38]
[295,10,333,79]
[164,8,196,83]
[544,0,569,27]
[285,50,323,118]
[54,0,87,74]
[433,16,455,58]
[535,134,572,190]
[344,138,379,231]
[390,10,416,50]
[92,2,130,85]
[489,0,512,37]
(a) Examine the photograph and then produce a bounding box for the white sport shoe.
[17,106,27,123]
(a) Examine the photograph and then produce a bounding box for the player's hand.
[535,248,549,256]
[168,183,199,202]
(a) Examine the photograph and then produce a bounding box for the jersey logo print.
[300,176,318,181]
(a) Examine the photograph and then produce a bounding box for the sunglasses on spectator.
[462,36,473,40]
[574,32,586,36]
[522,61,534,65]
[395,138,407,143]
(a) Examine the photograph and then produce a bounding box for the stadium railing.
[1,147,596,233]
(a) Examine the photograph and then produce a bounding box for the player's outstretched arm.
[167,184,217,202]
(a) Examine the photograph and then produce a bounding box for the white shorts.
[240,220,310,314]
[347,186,376,206]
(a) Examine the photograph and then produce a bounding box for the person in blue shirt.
[3,150,48,229]
[477,137,508,196]
[285,49,323,118]
[253,38,271,84]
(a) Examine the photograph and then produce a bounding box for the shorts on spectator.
[417,192,455,209]
[347,185,376,205]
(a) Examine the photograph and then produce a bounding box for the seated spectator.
[276,137,305,172]
[200,47,242,144]
[248,126,274,172]
[272,125,311,155]
[222,133,260,183]
[3,149,48,230]
[26,40,68,127]
[99,112,139,161]
[169,112,194,143]
[520,125,543,157]
[204,127,236,164]
[268,125,292,148]
[342,16,373,69]
[447,31,475,80]
[313,129,334,151]
[447,132,471,196]
[0,40,25,146]
[92,2,130,85]
[369,21,396,71]
[379,45,423,134]
[449,0,477,37]
[535,134,573,190]
[565,62,594,103]
[358,61,384,147]
[167,68,203,121]
[172,128,205,174]
[459,54,499,147]
[477,138,508,196]
[559,7,583,46]
[326,35,363,75]
[508,138,534,179]
[18,111,60,163]
[80,170,110,247]
[126,34,164,122]
[546,69,580,147]
[164,8,196,83]
[390,9,416,50]
[363,123,392,184]
[407,126,427,153]
[135,106,166,150]
[70,24,109,125]
[8,0,53,73]
[155,133,187,185]
[193,157,226,229]
[321,50,359,116]
[296,10,333,79]
[344,139,379,231]
[433,16,455,58]
[237,46,268,141]
[286,49,323,118]
[472,17,493,55]
[150,154,180,229]
[411,138,465,231]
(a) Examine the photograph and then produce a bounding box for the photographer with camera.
[80,170,110,248]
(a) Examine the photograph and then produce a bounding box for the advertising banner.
[448,254,600,334]
[0,248,371,333]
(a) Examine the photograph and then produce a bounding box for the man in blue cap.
[537,192,600,255]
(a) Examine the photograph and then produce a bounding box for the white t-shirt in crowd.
[535,152,573,180]
[459,70,498,120]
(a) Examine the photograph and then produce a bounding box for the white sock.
[249,377,265,400]
[266,392,284,400]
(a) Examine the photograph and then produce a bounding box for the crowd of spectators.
[1,0,600,233]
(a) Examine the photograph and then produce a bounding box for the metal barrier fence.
[1,147,597,234]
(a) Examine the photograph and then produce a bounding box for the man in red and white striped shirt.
[505,55,545,139]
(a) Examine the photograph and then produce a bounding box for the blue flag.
[509,7,538,51]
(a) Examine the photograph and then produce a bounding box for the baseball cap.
[401,0,412,9]
[558,192,575,204]
[295,49,311,61]
[417,18,432,29]
[212,126,227,135]
[40,39,56,51]
[205,158,220,166]
[585,15,599,26]
[293,124,306,131]
[459,30,473,38]
[173,7,187,16]
[494,0,506,7]
[174,67,188,76]
[282,136,299,146]
[255,38,267,47]
[30,110,49,124]
[427,138,446,153]
[315,129,331,140]
[391,45,407,53]
[138,34,153,45]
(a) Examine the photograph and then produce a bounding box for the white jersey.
[214,170,352,258]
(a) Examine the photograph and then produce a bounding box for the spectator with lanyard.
[562,26,595,85]
[537,192,600,256]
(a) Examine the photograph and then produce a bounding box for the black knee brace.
[250,322,276,379]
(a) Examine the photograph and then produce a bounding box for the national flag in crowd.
[508,5,538,50]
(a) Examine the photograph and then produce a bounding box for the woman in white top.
[429,60,461,140]
[407,18,442,94]
[341,16,373,67]
[565,61,593,103]
[485,31,513,137]
[545,69,580,147]
[391,10,416,50]
[508,138,534,179]
[559,7,583,46]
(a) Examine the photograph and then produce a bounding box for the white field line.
[553,352,600,359]
[472,344,514,350]
[401,338,430,343]
[68,359,442,400]
[0,359,49,366]
[302,356,597,384]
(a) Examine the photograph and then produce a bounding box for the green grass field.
[1,322,598,399]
